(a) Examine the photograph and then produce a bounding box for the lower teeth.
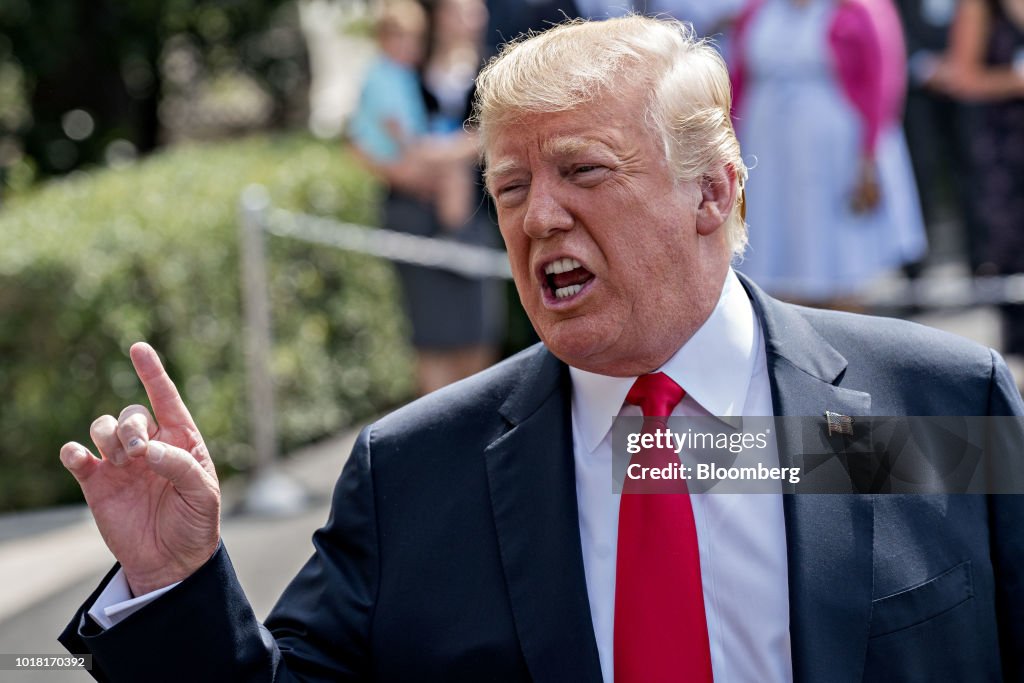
[554,284,583,299]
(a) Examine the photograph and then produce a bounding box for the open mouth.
[542,257,596,302]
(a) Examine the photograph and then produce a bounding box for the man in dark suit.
[60,15,1023,682]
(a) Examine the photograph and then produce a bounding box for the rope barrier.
[264,208,513,280]
[864,272,1024,309]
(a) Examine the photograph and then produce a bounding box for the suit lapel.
[484,346,604,683]
[741,275,875,683]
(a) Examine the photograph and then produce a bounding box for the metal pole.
[238,185,306,516]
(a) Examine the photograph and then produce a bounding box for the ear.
[695,163,738,236]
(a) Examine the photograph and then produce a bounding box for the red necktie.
[614,372,713,683]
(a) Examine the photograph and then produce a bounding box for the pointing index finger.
[129,342,196,431]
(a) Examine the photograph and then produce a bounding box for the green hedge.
[0,134,415,511]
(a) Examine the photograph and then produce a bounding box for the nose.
[522,178,574,239]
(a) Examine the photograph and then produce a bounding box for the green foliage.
[0,134,415,511]
[0,0,305,178]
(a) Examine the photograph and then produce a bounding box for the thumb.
[145,440,217,499]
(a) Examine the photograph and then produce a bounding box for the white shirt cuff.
[87,568,181,630]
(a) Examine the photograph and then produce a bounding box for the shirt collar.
[569,268,758,453]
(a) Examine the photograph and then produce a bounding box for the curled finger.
[60,442,100,483]
[90,415,127,467]
[117,404,157,458]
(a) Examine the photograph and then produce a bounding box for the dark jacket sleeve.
[986,350,1024,680]
[59,426,380,683]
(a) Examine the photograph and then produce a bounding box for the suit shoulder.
[798,306,993,371]
[370,343,548,444]
[795,306,1009,413]
[742,273,997,382]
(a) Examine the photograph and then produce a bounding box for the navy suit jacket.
[61,277,1024,681]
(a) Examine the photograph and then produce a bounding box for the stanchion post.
[238,185,306,516]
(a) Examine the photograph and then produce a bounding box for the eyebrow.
[542,135,607,158]
[484,157,521,190]
[485,135,616,190]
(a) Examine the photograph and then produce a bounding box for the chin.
[541,328,636,375]
[536,323,605,369]
[541,320,675,377]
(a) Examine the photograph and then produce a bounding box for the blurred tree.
[0,0,308,182]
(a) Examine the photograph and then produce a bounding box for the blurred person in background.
[482,0,643,57]
[895,0,985,274]
[928,0,1024,362]
[484,0,580,56]
[730,0,927,310]
[648,0,749,59]
[348,0,504,396]
[424,0,490,134]
[649,0,747,34]
[349,1,476,232]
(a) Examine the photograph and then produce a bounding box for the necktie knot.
[626,372,685,418]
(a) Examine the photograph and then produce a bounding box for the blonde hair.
[473,15,749,255]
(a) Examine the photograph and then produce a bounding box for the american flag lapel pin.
[825,411,854,436]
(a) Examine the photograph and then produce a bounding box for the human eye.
[495,182,528,206]
[569,163,609,186]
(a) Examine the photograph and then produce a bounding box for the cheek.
[498,221,528,263]
[496,213,516,248]
[498,230,533,296]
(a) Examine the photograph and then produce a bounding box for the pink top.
[730,0,907,157]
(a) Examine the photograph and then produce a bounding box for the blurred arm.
[938,0,1024,101]
[829,1,888,158]
[986,350,1024,680]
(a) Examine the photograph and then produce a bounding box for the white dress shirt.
[571,268,793,683]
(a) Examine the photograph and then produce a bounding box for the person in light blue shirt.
[348,1,477,232]
[346,0,503,396]
[348,44,430,163]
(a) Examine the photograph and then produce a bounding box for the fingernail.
[60,448,81,468]
[128,437,143,450]
[147,442,165,463]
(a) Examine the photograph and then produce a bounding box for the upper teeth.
[544,257,582,275]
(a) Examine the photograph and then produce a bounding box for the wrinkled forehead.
[482,108,580,162]
[479,66,652,148]
[482,87,655,178]
[483,124,620,189]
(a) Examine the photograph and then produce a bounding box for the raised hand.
[60,342,221,596]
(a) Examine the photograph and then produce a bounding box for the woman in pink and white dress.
[730,0,926,308]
